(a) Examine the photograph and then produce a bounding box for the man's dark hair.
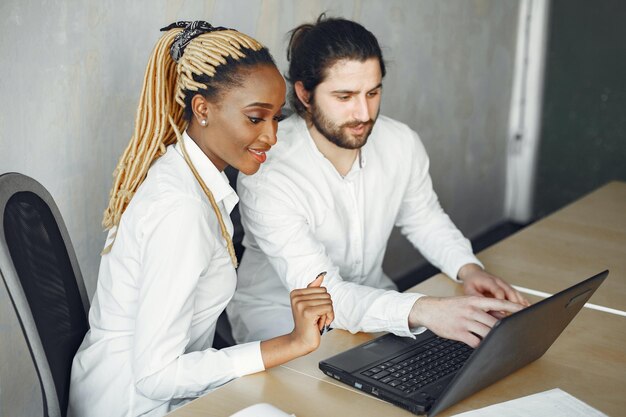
[286,14,386,116]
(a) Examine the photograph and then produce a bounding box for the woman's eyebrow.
[244,102,274,109]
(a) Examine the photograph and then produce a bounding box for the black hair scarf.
[160,20,232,62]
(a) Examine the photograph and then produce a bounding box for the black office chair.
[0,173,90,417]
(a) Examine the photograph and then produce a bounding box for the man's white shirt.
[228,114,482,343]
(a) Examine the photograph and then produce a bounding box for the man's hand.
[408,295,524,348]
[458,263,530,307]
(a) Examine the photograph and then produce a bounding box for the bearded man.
[227,15,527,347]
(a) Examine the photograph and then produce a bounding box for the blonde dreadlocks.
[102,21,266,267]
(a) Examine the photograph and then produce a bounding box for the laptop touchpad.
[329,334,420,372]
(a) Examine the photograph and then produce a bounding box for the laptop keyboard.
[360,337,473,395]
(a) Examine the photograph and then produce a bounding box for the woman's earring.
[200,119,207,126]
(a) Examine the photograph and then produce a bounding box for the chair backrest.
[0,173,89,417]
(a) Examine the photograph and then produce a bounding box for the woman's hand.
[288,274,335,354]
[259,275,334,369]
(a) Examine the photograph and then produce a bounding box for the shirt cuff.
[444,257,484,283]
[222,341,265,377]
[386,292,425,338]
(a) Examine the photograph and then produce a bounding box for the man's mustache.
[342,120,374,129]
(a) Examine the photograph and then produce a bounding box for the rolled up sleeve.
[395,131,483,282]
[239,178,422,338]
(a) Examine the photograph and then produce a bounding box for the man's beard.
[309,101,377,150]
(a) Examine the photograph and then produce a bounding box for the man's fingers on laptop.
[460,268,503,298]
[472,308,499,328]
[460,269,530,307]
[486,277,529,306]
[473,281,505,300]
[457,320,490,348]
[477,297,524,314]
[511,287,531,306]
[488,310,507,320]
[467,320,491,339]
[486,281,506,300]
[460,332,481,348]
[493,278,528,306]
[500,284,520,303]
[409,295,522,348]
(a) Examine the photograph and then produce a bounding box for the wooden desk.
[168,365,416,417]
[169,285,625,417]
[479,181,626,312]
[279,278,626,416]
[168,181,626,416]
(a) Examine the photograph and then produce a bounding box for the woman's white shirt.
[69,132,264,417]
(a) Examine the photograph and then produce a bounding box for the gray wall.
[378,1,519,277]
[0,1,518,413]
[0,0,519,295]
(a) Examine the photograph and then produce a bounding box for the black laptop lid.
[427,269,608,416]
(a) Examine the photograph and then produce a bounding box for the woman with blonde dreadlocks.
[69,21,334,417]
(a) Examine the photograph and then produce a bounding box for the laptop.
[319,270,608,416]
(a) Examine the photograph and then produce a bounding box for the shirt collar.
[295,115,369,178]
[174,131,239,214]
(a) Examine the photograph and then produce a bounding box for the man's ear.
[294,81,311,110]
